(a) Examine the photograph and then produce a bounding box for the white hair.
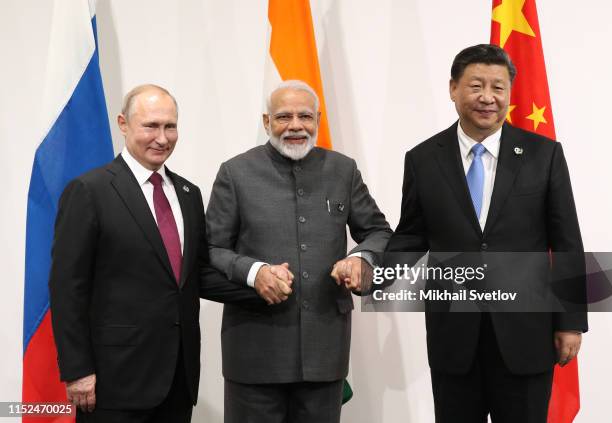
[266,80,320,114]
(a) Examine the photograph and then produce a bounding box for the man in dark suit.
[206,80,392,423]
[49,84,262,423]
[385,45,587,422]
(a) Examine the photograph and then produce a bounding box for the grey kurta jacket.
[207,142,392,383]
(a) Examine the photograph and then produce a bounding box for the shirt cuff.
[348,251,375,268]
[246,262,268,288]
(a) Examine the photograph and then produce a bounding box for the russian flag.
[22,0,113,420]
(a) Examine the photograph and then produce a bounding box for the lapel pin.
[183,185,190,192]
[514,147,523,155]
[337,203,345,212]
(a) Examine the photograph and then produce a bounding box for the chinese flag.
[491,1,580,422]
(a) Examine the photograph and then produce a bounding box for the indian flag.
[263,0,352,404]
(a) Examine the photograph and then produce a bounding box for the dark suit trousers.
[76,344,193,423]
[431,314,553,423]
[224,379,344,423]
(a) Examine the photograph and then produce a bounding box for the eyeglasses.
[271,113,316,124]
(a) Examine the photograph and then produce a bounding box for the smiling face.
[263,88,320,160]
[450,63,511,141]
[118,88,178,171]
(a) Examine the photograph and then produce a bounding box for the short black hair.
[451,44,516,83]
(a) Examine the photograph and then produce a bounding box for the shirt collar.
[457,122,502,160]
[121,146,171,187]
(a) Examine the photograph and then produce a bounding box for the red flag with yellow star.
[491,0,555,138]
[491,1,580,422]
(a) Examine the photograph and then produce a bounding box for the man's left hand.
[66,373,96,412]
[554,331,582,366]
[331,257,373,293]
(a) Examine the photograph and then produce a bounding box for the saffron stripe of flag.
[267,0,332,150]
[490,1,580,422]
[22,0,114,421]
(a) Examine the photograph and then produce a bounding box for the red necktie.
[149,172,182,284]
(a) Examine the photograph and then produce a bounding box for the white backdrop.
[1,1,611,422]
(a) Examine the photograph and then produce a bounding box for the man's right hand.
[66,373,96,412]
[254,263,294,305]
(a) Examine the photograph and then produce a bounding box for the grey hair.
[121,84,179,120]
[266,80,320,114]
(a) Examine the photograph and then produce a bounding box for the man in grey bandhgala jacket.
[206,80,392,423]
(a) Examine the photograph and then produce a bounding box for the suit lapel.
[483,124,525,237]
[108,156,176,285]
[434,123,483,236]
[167,168,194,289]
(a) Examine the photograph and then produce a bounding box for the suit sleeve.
[195,186,264,305]
[346,159,393,256]
[547,143,588,332]
[386,151,429,254]
[48,179,97,382]
[376,150,430,293]
[206,163,260,285]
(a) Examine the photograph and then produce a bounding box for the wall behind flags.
[2,1,611,422]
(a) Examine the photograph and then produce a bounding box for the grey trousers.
[224,379,344,423]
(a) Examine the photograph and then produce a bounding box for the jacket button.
[302,300,309,309]
[297,188,304,196]
[174,321,180,326]
[298,216,306,223]
[480,243,488,251]
[302,271,309,279]
[300,243,307,251]
[294,165,302,172]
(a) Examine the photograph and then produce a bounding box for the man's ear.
[316,111,321,125]
[118,114,128,135]
[449,79,457,103]
[263,114,270,135]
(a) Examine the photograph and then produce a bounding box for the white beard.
[269,130,317,161]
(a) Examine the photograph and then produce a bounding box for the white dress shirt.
[121,147,184,253]
[457,123,502,231]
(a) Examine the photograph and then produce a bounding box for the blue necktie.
[466,143,486,218]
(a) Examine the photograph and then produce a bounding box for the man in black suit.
[385,44,587,422]
[49,84,263,422]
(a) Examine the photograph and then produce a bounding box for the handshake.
[254,257,373,305]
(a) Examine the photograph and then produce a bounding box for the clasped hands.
[331,256,373,293]
[254,263,294,305]
[254,257,373,304]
